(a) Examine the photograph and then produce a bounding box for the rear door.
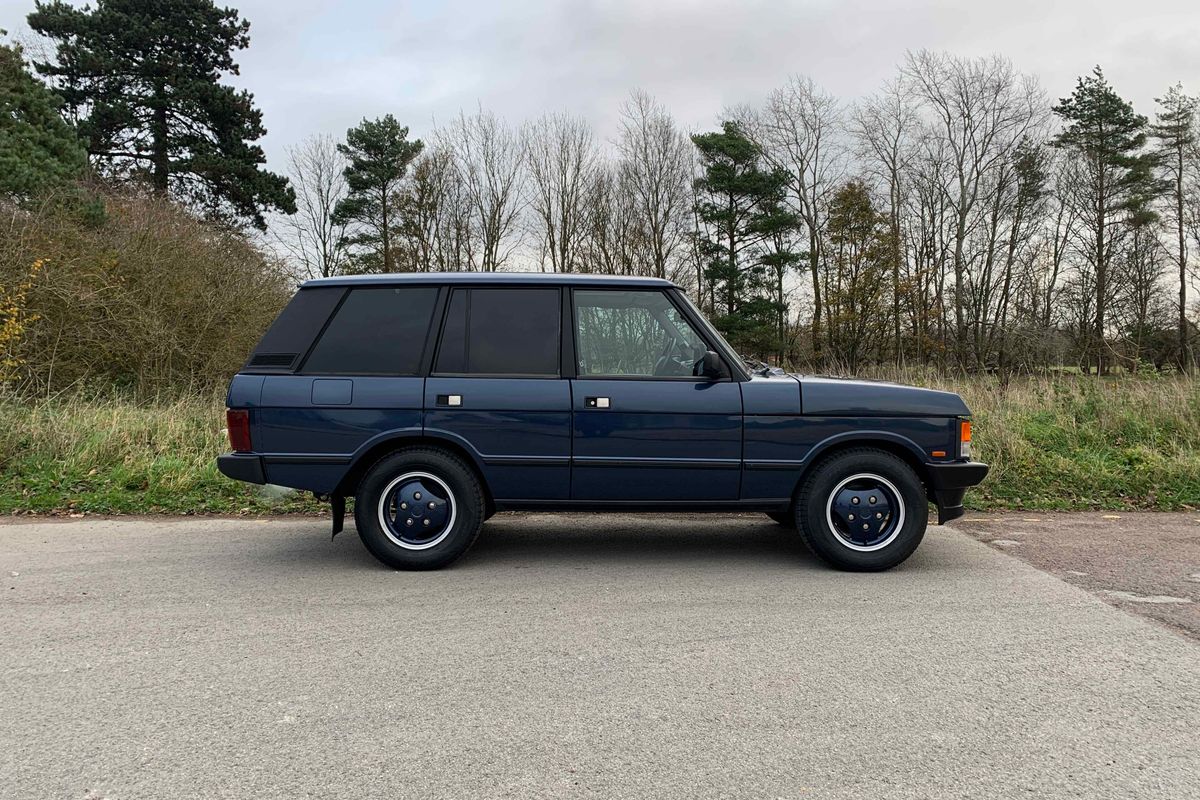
[569,288,742,502]
[425,286,572,501]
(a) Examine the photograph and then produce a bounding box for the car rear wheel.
[354,447,485,570]
[794,448,928,571]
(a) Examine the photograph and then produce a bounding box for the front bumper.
[925,461,989,524]
[217,453,266,485]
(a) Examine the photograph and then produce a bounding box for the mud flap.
[330,494,345,539]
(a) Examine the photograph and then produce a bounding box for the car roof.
[302,272,678,289]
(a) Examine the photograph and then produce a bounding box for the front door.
[569,288,742,502]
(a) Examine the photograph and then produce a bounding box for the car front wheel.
[354,447,485,570]
[794,448,928,571]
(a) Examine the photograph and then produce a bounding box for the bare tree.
[397,146,467,272]
[853,79,918,363]
[903,51,1046,367]
[752,76,847,364]
[617,89,693,280]
[525,114,598,273]
[272,134,348,280]
[579,163,641,276]
[440,109,526,271]
[1152,84,1199,373]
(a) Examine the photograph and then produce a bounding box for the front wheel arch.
[791,437,932,504]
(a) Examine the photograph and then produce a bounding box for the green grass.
[1,376,1197,515]
[957,376,1200,511]
[0,395,321,515]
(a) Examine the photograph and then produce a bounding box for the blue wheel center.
[384,478,451,543]
[829,479,898,547]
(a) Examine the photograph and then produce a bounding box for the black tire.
[354,447,485,570]
[766,511,795,527]
[794,448,928,571]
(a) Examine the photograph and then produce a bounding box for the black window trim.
[568,286,743,382]
[276,281,745,382]
[296,285,442,377]
[430,286,564,379]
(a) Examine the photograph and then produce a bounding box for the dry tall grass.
[929,375,1198,509]
[0,394,317,514]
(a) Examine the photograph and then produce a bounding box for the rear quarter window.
[302,286,439,375]
[246,287,345,371]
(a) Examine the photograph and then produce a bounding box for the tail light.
[959,419,972,460]
[227,408,252,452]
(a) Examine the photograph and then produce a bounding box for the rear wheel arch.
[335,433,495,517]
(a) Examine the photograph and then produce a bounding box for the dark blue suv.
[218,273,987,571]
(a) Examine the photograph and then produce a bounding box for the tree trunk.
[381,185,393,272]
[890,178,902,367]
[151,82,169,193]
[727,193,737,316]
[1177,153,1191,374]
[808,243,822,367]
[1095,165,1106,376]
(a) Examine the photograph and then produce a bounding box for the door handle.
[584,396,610,409]
[436,394,462,407]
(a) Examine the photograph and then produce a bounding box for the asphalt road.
[958,512,1200,640]
[3,514,1199,800]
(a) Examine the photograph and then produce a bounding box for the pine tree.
[691,121,795,356]
[1151,84,1198,373]
[332,115,424,273]
[28,0,294,228]
[0,39,86,198]
[1051,67,1162,374]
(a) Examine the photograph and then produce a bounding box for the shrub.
[0,187,292,396]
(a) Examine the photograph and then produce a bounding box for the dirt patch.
[957,512,1200,641]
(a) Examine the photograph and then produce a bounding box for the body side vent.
[248,353,298,368]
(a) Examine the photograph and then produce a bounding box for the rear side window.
[434,288,560,376]
[246,287,344,370]
[302,286,438,375]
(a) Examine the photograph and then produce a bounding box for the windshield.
[672,290,750,377]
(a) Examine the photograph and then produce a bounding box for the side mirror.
[699,350,728,380]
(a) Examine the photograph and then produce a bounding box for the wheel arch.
[334,430,495,516]
[792,432,934,503]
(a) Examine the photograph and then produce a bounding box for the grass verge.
[0,376,1197,515]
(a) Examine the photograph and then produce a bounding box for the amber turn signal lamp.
[959,420,972,459]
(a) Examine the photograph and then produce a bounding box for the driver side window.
[574,289,707,377]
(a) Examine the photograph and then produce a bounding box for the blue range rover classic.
[218,273,987,571]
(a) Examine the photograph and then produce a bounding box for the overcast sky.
[4,0,1199,169]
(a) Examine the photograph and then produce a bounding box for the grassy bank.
[1,376,1197,515]
[0,395,320,515]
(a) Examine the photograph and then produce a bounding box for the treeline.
[278,59,1200,376]
[3,1,1199,391]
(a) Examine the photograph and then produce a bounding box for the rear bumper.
[925,461,989,524]
[217,453,266,485]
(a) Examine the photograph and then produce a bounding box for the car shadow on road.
[457,514,820,570]
[264,514,823,572]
